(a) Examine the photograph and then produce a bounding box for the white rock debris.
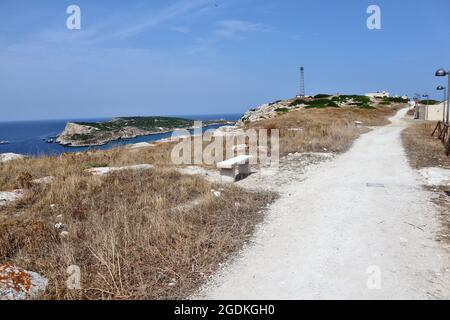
[86,164,154,176]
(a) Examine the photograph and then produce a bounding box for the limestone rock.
[0,264,48,300]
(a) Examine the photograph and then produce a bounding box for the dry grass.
[401,121,450,169]
[246,105,402,154]
[0,144,276,299]
[0,104,401,299]
[401,121,450,245]
[0,142,175,191]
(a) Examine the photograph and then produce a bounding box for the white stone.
[32,176,55,184]
[0,153,25,163]
[0,190,23,207]
[54,223,65,230]
[86,164,154,176]
[127,142,155,150]
[0,264,48,300]
[418,167,450,186]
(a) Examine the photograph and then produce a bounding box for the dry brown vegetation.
[401,121,450,245]
[0,144,276,299]
[246,105,403,154]
[0,103,403,299]
[401,121,450,169]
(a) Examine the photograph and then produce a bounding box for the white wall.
[425,103,445,121]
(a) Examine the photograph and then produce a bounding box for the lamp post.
[435,68,450,125]
[437,85,447,124]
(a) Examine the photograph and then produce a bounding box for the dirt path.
[197,108,450,299]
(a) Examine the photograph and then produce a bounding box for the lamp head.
[437,85,445,91]
[435,68,448,77]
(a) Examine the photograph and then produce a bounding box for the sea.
[0,114,242,157]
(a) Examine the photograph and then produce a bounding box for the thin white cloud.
[113,0,214,38]
[188,19,268,54]
[8,0,217,50]
[213,19,266,37]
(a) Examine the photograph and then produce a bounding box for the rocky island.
[57,116,197,147]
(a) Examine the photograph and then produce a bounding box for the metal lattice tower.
[299,66,305,97]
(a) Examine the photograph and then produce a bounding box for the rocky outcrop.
[0,190,23,207]
[0,264,48,300]
[238,98,307,125]
[56,122,154,147]
[0,153,25,163]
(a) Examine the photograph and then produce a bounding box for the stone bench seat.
[217,155,252,180]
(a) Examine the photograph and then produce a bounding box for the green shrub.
[383,97,408,103]
[419,99,440,105]
[304,99,339,109]
[289,98,307,107]
[314,94,331,99]
[332,96,350,103]
[275,107,289,113]
[332,95,370,104]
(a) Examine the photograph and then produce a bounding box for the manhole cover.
[366,183,385,188]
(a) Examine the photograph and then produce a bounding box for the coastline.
[0,114,241,157]
[56,121,236,148]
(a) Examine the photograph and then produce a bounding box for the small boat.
[0,140,9,145]
[45,138,54,143]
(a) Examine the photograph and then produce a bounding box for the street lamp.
[437,85,447,124]
[435,68,450,125]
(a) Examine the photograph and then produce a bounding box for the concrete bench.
[217,155,252,180]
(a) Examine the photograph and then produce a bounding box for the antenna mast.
[299,66,305,97]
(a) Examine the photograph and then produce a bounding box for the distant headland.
[56,116,232,147]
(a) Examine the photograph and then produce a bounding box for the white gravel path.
[197,108,450,300]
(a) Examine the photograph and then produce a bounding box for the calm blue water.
[0,114,242,157]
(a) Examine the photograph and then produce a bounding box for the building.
[365,91,390,98]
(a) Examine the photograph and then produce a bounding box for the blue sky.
[0,0,449,121]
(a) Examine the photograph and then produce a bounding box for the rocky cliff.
[56,117,195,147]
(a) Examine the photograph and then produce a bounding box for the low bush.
[314,94,331,99]
[420,99,440,105]
[304,99,339,109]
[289,98,307,107]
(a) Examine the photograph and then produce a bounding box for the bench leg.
[220,168,236,179]
[238,163,251,176]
